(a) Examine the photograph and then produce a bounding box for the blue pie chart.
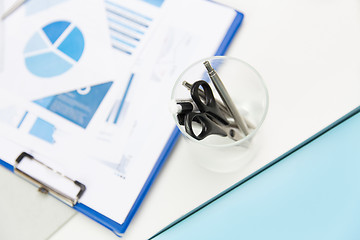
[24,21,85,78]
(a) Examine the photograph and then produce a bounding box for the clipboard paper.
[0,0,244,236]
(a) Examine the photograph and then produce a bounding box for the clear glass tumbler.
[170,56,269,172]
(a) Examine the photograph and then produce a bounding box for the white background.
[0,0,359,239]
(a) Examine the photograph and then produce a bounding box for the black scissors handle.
[190,80,228,125]
[184,112,227,140]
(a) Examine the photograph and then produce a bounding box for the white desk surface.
[1,0,360,239]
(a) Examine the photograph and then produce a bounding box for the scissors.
[182,80,243,141]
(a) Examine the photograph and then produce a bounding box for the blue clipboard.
[0,9,244,236]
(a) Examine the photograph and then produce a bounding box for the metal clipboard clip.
[14,152,86,207]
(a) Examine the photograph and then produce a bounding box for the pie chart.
[24,20,85,78]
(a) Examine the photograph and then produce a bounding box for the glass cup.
[170,56,269,172]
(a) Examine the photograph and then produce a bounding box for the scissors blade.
[207,114,244,141]
[1,0,28,20]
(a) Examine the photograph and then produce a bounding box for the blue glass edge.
[149,105,360,239]
[0,9,243,237]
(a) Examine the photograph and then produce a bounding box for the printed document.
[0,0,238,226]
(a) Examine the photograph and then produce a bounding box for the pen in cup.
[170,100,198,125]
[173,100,198,114]
[203,61,250,135]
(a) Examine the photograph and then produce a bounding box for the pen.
[203,61,250,135]
[1,0,28,20]
[172,100,198,114]
[171,100,198,126]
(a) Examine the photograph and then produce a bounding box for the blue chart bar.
[107,18,145,35]
[140,0,164,8]
[106,8,149,28]
[111,45,132,55]
[105,0,153,21]
[114,73,134,124]
[17,112,28,129]
[104,0,153,55]
[109,27,140,41]
[106,73,134,124]
[111,36,136,48]
[29,118,56,144]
